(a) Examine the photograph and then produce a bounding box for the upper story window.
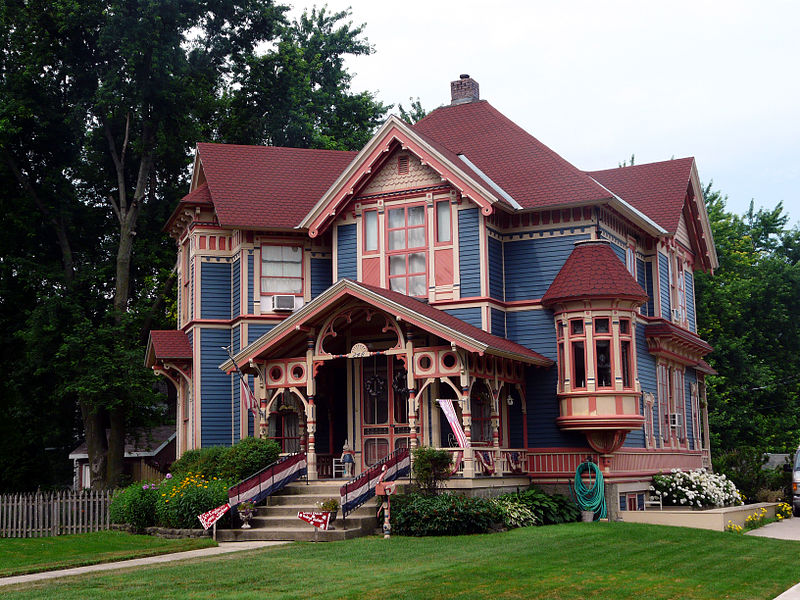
[387,205,427,296]
[364,210,378,252]
[594,318,612,388]
[261,245,302,295]
[570,318,587,389]
[626,244,636,277]
[619,319,633,388]
[436,201,451,243]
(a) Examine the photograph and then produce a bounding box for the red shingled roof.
[355,281,552,365]
[587,157,695,234]
[542,240,648,306]
[149,330,192,360]
[414,101,612,210]
[181,182,213,205]
[197,143,357,229]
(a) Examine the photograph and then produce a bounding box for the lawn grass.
[0,530,216,577]
[3,522,799,599]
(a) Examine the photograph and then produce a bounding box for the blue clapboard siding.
[201,262,231,319]
[443,307,482,330]
[658,252,671,318]
[458,208,481,297]
[636,323,659,443]
[248,324,275,344]
[231,325,242,443]
[488,237,503,300]
[490,308,506,338]
[247,253,254,315]
[506,309,556,360]
[610,241,626,262]
[623,398,646,448]
[190,259,195,321]
[200,328,234,447]
[232,258,241,318]
[685,270,696,332]
[685,368,697,450]
[526,367,586,448]
[504,234,589,301]
[508,387,524,447]
[311,257,333,299]
[336,224,357,282]
[645,261,655,317]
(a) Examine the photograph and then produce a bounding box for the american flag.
[437,398,469,448]
[223,345,260,417]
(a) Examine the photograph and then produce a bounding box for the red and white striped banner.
[198,503,230,530]
[437,398,469,448]
[298,511,332,530]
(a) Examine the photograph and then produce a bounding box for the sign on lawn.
[198,503,231,530]
[297,511,332,530]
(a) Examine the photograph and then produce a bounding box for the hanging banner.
[198,503,231,530]
[298,511,332,530]
[437,398,469,448]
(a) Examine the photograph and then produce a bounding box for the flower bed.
[650,468,742,508]
[621,502,779,531]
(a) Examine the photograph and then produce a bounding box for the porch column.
[408,388,418,449]
[461,384,474,478]
[490,388,501,477]
[306,395,317,480]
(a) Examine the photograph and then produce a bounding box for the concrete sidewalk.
[0,541,285,588]
[745,518,800,599]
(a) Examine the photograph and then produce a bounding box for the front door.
[361,356,409,466]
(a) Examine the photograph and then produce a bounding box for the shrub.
[109,482,160,530]
[170,446,228,479]
[411,446,453,496]
[490,496,537,528]
[713,447,791,502]
[391,492,499,536]
[500,488,579,525]
[155,472,230,529]
[651,468,741,508]
[219,437,280,482]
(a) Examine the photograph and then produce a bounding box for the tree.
[398,97,428,124]
[0,1,388,489]
[695,186,800,454]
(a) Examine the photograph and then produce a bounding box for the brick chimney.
[450,74,479,105]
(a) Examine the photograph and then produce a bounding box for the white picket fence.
[0,490,113,538]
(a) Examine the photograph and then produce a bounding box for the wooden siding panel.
[458,209,481,297]
[247,253,254,315]
[232,258,241,318]
[434,248,454,286]
[248,324,274,344]
[201,262,231,320]
[336,224,357,282]
[526,367,585,448]
[506,309,556,360]
[658,252,671,318]
[200,328,234,447]
[508,390,524,448]
[636,323,659,442]
[504,234,590,301]
[362,256,380,286]
[488,237,504,300]
[443,307,482,330]
[490,308,506,338]
[685,270,696,332]
[610,241,626,262]
[311,257,333,299]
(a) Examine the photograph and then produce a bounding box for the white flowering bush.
[650,468,743,508]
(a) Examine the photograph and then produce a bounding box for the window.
[570,319,587,389]
[261,245,302,294]
[268,409,300,453]
[594,318,612,388]
[471,393,492,444]
[364,210,378,252]
[387,205,427,296]
[626,245,636,277]
[619,319,633,389]
[436,201,451,243]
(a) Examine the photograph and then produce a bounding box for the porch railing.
[228,452,307,507]
[434,447,529,477]
[339,448,411,518]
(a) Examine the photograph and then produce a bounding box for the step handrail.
[339,447,411,518]
[228,452,307,507]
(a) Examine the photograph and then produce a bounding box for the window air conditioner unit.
[669,413,682,428]
[272,295,296,312]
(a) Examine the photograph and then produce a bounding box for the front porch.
[221,279,553,481]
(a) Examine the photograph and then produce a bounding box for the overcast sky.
[292,0,799,225]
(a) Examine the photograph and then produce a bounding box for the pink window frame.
[259,243,304,297]
[385,203,428,297]
[593,317,613,389]
[434,200,452,245]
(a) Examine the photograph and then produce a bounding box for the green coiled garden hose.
[574,460,607,520]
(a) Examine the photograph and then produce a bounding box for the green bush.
[219,437,280,482]
[411,446,453,496]
[499,488,580,525]
[490,496,537,528]
[109,482,160,530]
[155,473,230,529]
[391,492,499,536]
[170,446,227,479]
[714,448,791,502]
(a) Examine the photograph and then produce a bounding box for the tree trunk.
[80,401,108,489]
[107,406,126,488]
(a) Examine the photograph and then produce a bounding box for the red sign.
[198,503,231,530]
[297,511,332,530]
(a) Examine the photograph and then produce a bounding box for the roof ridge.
[587,156,695,176]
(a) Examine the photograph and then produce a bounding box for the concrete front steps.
[217,481,380,542]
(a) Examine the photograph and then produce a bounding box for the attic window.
[397,155,409,175]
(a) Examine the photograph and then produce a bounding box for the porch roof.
[221,279,553,373]
[145,330,193,367]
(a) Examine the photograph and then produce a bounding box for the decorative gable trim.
[300,116,507,238]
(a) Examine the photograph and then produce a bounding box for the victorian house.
[146,76,717,513]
